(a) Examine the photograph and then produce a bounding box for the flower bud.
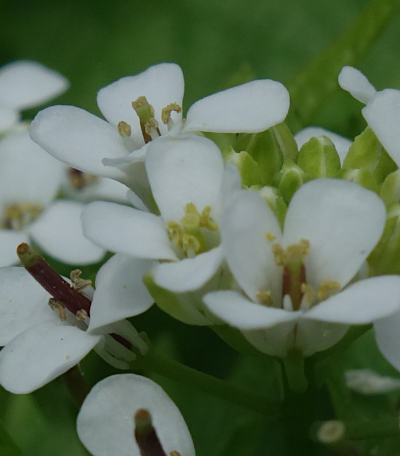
[224,149,263,186]
[340,168,379,193]
[297,136,340,179]
[257,185,287,227]
[380,170,400,207]
[278,160,305,203]
[343,127,396,184]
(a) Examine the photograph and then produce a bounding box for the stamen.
[199,206,217,231]
[265,232,276,242]
[132,96,161,143]
[2,202,42,230]
[17,243,91,316]
[48,298,67,321]
[317,280,341,301]
[161,103,182,128]
[68,168,99,190]
[170,452,181,456]
[117,120,132,137]
[76,309,89,322]
[134,409,168,456]
[70,269,92,291]
[256,290,274,306]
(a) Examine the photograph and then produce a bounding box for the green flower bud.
[343,127,396,184]
[235,122,297,186]
[225,149,264,186]
[256,186,287,228]
[340,168,379,193]
[297,136,341,179]
[380,170,400,207]
[278,160,305,204]
[369,204,400,275]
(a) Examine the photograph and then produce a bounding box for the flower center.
[1,202,43,230]
[258,236,341,311]
[116,96,182,144]
[67,168,99,190]
[167,203,218,258]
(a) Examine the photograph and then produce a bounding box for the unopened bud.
[278,160,305,203]
[297,136,340,179]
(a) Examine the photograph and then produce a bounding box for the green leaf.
[287,0,399,130]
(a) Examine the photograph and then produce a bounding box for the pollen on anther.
[265,232,276,242]
[161,103,182,124]
[256,290,274,306]
[117,120,132,137]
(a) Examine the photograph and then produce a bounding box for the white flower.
[204,178,400,357]
[0,60,68,134]
[0,247,153,393]
[0,128,104,266]
[295,126,351,163]
[77,374,195,456]
[82,135,240,304]
[29,62,289,207]
[345,369,400,395]
[338,65,400,167]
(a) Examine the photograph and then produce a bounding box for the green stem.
[135,351,281,417]
[63,366,90,407]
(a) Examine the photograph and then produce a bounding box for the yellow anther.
[68,168,99,190]
[256,290,274,307]
[301,283,317,306]
[76,309,89,322]
[318,280,341,301]
[167,222,183,247]
[181,203,201,230]
[161,103,182,124]
[70,269,92,291]
[170,451,181,456]
[272,243,286,266]
[200,206,218,231]
[272,239,310,266]
[265,232,276,241]
[182,233,201,255]
[49,298,67,321]
[117,120,132,137]
[144,117,160,135]
[3,202,43,230]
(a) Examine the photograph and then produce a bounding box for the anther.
[256,290,274,306]
[68,168,98,190]
[132,96,161,143]
[48,298,67,321]
[117,120,132,137]
[161,103,182,125]
[70,269,92,291]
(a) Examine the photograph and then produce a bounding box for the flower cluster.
[2,59,400,454]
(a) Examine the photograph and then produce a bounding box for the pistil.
[132,96,161,143]
[17,243,91,316]
[134,409,168,456]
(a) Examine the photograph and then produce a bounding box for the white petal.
[304,276,400,324]
[294,126,351,163]
[295,319,348,356]
[30,105,128,180]
[0,322,100,394]
[97,63,184,141]
[0,60,68,110]
[222,189,282,303]
[375,311,400,371]
[0,267,57,345]
[145,135,224,221]
[89,254,153,332]
[0,129,64,211]
[338,66,376,104]
[82,202,177,260]
[153,246,223,292]
[362,89,400,168]
[185,79,290,133]
[0,107,18,132]
[0,230,29,267]
[204,290,299,330]
[283,179,386,288]
[77,374,195,456]
[29,200,105,265]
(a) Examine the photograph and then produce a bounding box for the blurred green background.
[1,0,400,454]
